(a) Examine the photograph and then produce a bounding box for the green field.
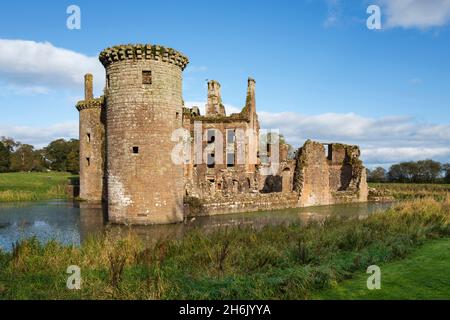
[0,197,448,300]
[314,238,450,299]
[0,176,448,299]
[369,182,450,200]
[0,172,76,202]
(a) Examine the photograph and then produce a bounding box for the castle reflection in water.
[0,200,392,252]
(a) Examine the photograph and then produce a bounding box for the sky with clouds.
[0,0,449,168]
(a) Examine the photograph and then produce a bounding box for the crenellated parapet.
[99,44,189,70]
[76,96,105,111]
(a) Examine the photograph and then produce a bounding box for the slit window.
[142,70,152,84]
[133,146,139,154]
[86,157,90,167]
[87,133,91,143]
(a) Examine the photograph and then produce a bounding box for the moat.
[0,200,393,252]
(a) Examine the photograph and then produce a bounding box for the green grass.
[0,197,448,300]
[0,172,76,202]
[314,238,450,300]
[370,183,450,200]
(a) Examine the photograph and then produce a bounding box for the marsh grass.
[370,183,450,200]
[0,197,448,300]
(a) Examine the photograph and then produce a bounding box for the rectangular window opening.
[207,153,215,168]
[227,153,235,167]
[142,70,152,85]
[133,146,139,154]
[227,129,236,144]
[327,145,332,160]
[86,157,90,167]
[207,129,215,143]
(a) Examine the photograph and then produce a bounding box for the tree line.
[1,136,449,184]
[0,137,79,174]
[367,160,450,184]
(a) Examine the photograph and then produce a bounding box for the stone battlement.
[76,96,105,111]
[99,44,189,70]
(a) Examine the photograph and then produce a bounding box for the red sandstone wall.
[105,53,186,225]
[78,104,105,202]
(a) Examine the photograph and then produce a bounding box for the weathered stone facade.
[76,43,368,225]
[76,74,105,202]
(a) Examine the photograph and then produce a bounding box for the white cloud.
[0,122,78,149]
[178,103,450,166]
[185,65,208,73]
[0,39,104,95]
[258,110,450,166]
[379,0,450,29]
[362,147,450,167]
[2,109,449,167]
[185,101,242,116]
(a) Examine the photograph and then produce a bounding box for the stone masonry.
[76,43,368,225]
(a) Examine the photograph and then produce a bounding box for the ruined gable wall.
[328,144,353,192]
[295,140,332,206]
[328,144,368,202]
[183,116,256,199]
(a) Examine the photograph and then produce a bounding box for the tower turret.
[99,44,189,225]
[76,74,105,202]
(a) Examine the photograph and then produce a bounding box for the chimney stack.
[84,73,94,100]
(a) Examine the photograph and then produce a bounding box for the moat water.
[0,200,393,252]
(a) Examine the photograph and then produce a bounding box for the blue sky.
[0,0,450,167]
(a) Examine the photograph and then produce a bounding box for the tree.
[443,163,450,184]
[415,160,441,183]
[368,167,387,182]
[1,136,18,152]
[388,163,407,182]
[0,141,10,172]
[66,140,80,173]
[44,139,79,172]
[388,160,443,183]
[10,144,37,172]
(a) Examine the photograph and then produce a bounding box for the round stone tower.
[99,44,189,225]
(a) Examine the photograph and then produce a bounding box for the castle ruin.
[76,43,368,225]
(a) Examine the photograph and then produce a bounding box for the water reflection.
[0,200,393,251]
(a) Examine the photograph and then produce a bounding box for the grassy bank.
[370,183,450,200]
[0,197,448,300]
[314,238,450,299]
[0,172,75,202]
